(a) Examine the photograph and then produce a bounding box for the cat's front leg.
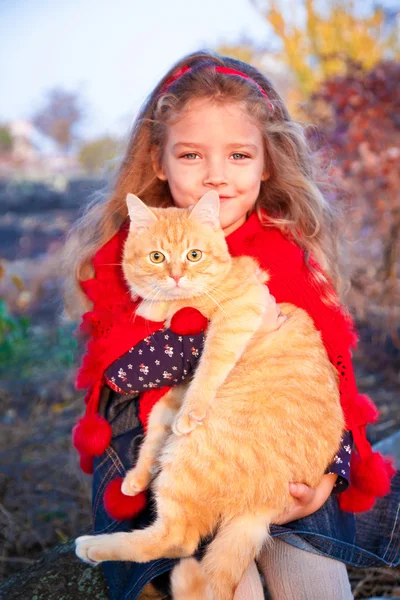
[172,400,208,436]
[173,285,267,436]
[122,386,185,495]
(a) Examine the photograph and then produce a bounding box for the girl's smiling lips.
[197,194,234,204]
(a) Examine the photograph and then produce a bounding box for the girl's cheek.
[175,177,195,196]
[180,166,203,184]
[178,172,203,194]
[170,183,195,209]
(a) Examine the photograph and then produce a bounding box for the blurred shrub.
[0,261,78,376]
[0,315,78,380]
[0,297,30,362]
[305,61,400,329]
[0,124,13,154]
[78,136,121,175]
[32,87,85,153]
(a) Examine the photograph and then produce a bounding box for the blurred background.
[0,0,399,597]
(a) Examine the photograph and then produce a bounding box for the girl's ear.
[189,191,220,228]
[261,168,270,182]
[151,147,167,181]
[126,193,157,232]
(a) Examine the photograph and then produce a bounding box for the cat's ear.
[189,191,220,228]
[126,193,157,232]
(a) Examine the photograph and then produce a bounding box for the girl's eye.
[232,153,249,160]
[149,251,165,263]
[181,153,199,160]
[187,249,202,262]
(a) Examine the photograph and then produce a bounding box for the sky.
[1,0,398,141]
[0,0,271,139]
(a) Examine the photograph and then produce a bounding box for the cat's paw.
[75,532,129,565]
[121,468,151,496]
[172,409,206,436]
[75,535,105,566]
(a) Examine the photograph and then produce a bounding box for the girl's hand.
[262,291,287,333]
[273,474,338,525]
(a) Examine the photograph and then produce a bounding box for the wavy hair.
[63,50,344,318]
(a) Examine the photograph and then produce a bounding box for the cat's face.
[122,191,232,301]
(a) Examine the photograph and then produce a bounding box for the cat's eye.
[187,249,202,262]
[149,251,165,264]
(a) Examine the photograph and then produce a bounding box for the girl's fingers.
[289,482,316,503]
[276,313,287,328]
[262,294,286,332]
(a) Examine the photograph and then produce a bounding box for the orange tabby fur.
[76,192,344,600]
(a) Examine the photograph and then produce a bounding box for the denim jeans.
[92,389,400,600]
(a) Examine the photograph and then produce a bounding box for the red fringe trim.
[104,477,147,521]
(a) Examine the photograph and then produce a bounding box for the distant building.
[10,120,55,162]
[0,120,79,179]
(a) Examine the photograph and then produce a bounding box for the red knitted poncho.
[73,211,394,516]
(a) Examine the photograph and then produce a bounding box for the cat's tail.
[171,513,271,600]
[170,558,213,600]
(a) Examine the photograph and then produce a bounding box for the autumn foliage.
[305,61,400,329]
[252,0,399,95]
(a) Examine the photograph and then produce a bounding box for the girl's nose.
[203,160,228,187]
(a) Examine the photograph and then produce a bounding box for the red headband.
[158,65,274,111]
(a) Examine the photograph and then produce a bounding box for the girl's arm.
[266,251,359,429]
[104,328,205,393]
[325,430,352,494]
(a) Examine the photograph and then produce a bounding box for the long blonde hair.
[63,50,344,318]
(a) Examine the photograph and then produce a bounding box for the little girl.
[66,51,399,599]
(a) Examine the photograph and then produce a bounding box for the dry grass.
[348,565,400,599]
[0,375,91,582]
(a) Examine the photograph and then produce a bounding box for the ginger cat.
[76,191,344,600]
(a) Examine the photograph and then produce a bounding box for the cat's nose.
[171,275,181,285]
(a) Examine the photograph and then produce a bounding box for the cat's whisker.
[142,291,160,309]
[142,284,166,315]
[143,284,160,299]
[128,284,161,324]
[192,284,232,323]
[192,282,229,305]
[201,287,255,330]
[148,289,163,312]
[196,284,246,330]
[190,278,232,301]
[199,283,235,304]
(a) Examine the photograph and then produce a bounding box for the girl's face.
[154,99,268,235]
